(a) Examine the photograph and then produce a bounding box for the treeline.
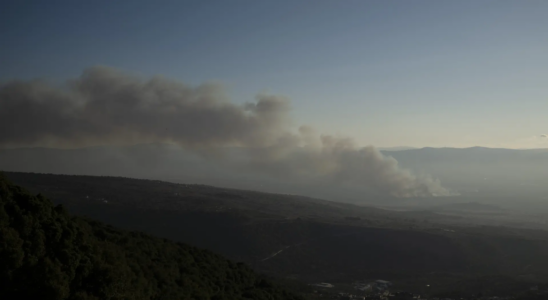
[0,174,303,300]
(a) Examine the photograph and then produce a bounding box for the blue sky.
[2,0,547,148]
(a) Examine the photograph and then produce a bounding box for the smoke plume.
[0,66,454,197]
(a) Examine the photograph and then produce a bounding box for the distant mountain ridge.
[2,144,548,202]
[376,146,417,151]
[381,146,548,199]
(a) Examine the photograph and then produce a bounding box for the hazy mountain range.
[2,145,548,206]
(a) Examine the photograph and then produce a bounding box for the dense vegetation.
[5,172,548,298]
[0,174,303,300]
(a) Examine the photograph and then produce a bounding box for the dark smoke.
[0,66,455,197]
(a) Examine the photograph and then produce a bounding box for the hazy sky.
[2,0,547,148]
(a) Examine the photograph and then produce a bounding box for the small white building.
[374,280,392,291]
[310,283,334,288]
[354,283,371,291]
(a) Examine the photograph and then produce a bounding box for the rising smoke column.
[0,66,454,197]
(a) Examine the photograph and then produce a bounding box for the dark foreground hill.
[5,172,548,298]
[0,175,303,300]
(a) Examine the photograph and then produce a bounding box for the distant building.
[309,282,334,288]
[391,291,416,300]
[338,292,354,300]
[353,283,371,291]
[374,280,392,291]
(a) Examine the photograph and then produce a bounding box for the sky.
[1,0,548,149]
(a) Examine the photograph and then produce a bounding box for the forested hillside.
[5,172,548,297]
[0,174,303,300]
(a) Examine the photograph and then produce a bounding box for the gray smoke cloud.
[0,66,454,197]
[0,66,290,149]
[243,128,452,197]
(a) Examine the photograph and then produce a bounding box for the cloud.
[541,134,547,138]
[0,66,454,197]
